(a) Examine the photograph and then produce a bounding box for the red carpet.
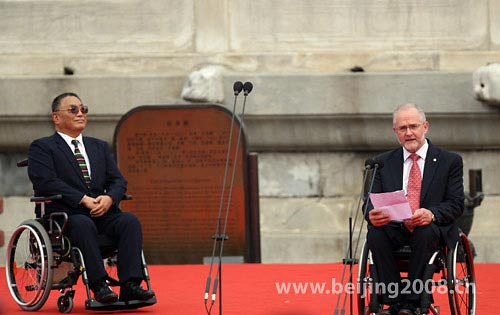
[0,263,498,314]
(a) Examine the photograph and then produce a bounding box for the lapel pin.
[433,158,437,162]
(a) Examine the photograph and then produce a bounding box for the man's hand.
[368,209,391,227]
[89,195,113,217]
[81,195,98,209]
[410,208,434,226]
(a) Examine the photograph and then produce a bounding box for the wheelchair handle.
[17,159,28,167]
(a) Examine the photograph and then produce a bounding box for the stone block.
[258,154,321,197]
[260,197,355,234]
[439,52,500,72]
[0,55,64,76]
[258,153,370,198]
[195,0,228,52]
[259,197,365,263]
[260,233,347,263]
[473,63,500,105]
[0,0,194,54]
[230,0,487,52]
[491,0,500,48]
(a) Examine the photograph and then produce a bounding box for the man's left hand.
[410,208,434,226]
[90,195,113,217]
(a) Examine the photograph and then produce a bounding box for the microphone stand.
[334,159,381,315]
[204,82,253,315]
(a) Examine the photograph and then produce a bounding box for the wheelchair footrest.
[85,296,157,310]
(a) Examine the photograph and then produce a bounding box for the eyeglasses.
[54,105,89,115]
[395,123,423,134]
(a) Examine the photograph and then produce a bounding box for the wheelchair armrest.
[30,195,63,203]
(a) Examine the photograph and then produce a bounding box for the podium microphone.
[233,81,243,96]
[243,81,253,96]
[204,80,243,306]
[373,159,384,170]
[364,158,375,170]
[204,80,254,315]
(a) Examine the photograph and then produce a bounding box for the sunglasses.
[55,105,89,115]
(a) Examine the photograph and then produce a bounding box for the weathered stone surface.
[491,0,500,48]
[230,0,488,51]
[473,63,500,105]
[259,197,357,263]
[181,66,226,103]
[0,0,194,54]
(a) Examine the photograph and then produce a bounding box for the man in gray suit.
[366,104,464,315]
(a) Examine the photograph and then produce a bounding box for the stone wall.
[0,0,499,75]
[1,0,500,265]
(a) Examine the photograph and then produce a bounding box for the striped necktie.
[72,139,91,188]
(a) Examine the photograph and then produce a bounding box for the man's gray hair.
[392,103,426,126]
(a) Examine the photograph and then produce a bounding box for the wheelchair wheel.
[447,232,476,315]
[5,219,54,311]
[57,294,74,313]
[358,240,378,315]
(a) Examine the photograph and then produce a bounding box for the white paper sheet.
[369,190,413,221]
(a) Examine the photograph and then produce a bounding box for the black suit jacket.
[28,132,127,217]
[367,140,464,248]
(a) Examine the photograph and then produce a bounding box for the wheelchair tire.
[357,240,378,315]
[447,232,476,315]
[5,219,54,311]
[57,294,74,313]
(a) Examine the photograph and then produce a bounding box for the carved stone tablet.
[114,105,251,264]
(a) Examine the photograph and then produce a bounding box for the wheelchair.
[5,163,157,313]
[357,230,475,315]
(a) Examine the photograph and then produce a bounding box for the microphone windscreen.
[233,81,243,95]
[364,158,375,169]
[374,159,384,170]
[243,81,253,95]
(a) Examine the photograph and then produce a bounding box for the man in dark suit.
[366,104,464,315]
[28,92,155,303]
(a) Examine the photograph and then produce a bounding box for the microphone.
[233,81,243,96]
[364,158,375,170]
[243,81,253,96]
[373,159,384,170]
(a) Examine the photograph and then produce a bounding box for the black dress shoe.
[120,281,155,301]
[380,303,400,315]
[91,281,118,303]
[398,305,417,315]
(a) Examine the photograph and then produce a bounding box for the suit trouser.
[66,212,144,286]
[366,222,440,305]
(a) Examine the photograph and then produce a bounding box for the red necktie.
[405,153,421,231]
[407,153,422,212]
